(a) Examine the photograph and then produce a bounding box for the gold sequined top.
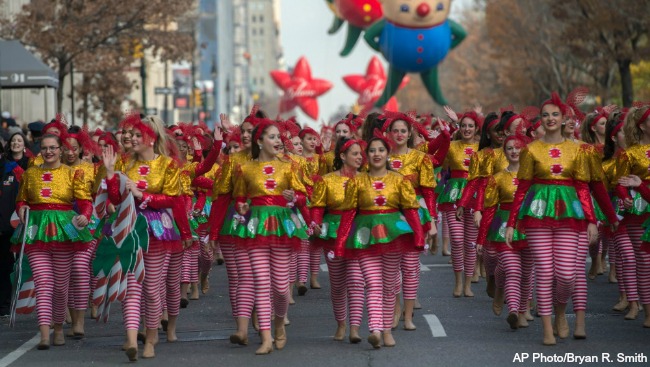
[339,171,419,211]
[443,141,479,172]
[389,149,435,189]
[193,163,220,193]
[27,154,44,168]
[602,156,618,191]
[302,154,326,187]
[233,159,307,199]
[483,170,519,207]
[311,173,352,210]
[468,148,508,181]
[212,151,252,198]
[323,150,336,173]
[116,155,181,196]
[180,161,198,196]
[517,140,591,182]
[17,164,91,204]
[68,161,97,197]
[615,144,650,181]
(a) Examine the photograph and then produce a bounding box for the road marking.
[0,332,42,367]
[322,262,452,272]
[422,263,452,268]
[424,314,447,337]
[420,262,430,271]
[320,264,328,272]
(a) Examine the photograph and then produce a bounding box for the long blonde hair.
[126,114,174,169]
[623,106,650,147]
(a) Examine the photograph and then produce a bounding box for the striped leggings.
[143,248,182,329]
[121,272,142,330]
[197,226,213,275]
[444,210,478,276]
[297,240,320,283]
[498,248,534,314]
[220,242,239,317]
[248,246,292,331]
[325,253,364,326]
[627,224,650,305]
[28,248,75,326]
[612,230,639,302]
[399,251,420,300]
[354,251,401,332]
[181,243,199,284]
[234,245,254,318]
[484,247,498,280]
[68,239,97,310]
[572,233,589,311]
[526,228,579,316]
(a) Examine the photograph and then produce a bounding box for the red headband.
[369,129,394,152]
[299,127,320,140]
[610,121,624,139]
[541,91,569,116]
[637,109,650,127]
[340,139,366,154]
[68,129,101,156]
[98,133,119,152]
[503,134,529,149]
[243,104,267,127]
[485,116,500,131]
[458,111,484,130]
[503,114,522,132]
[253,119,277,144]
[336,113,363,133]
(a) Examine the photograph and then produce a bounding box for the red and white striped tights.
[68,239,97,310]
[526,228,579,316]
[483,246,498,280]
[143,244,181,329]
[612,230,639,302]
[497,248,534,314]
[233,245,254,319]
[444,210,478,277]
[399,251,420,300]
[297,240,321,283]
[626,224,650,305]
[181,242,199,284]
[121,272,142,330]
[247,246,292,331]
[28,248,75,326]
[325,253,364,326]
[572,232,589,312]
[219,242,239,317]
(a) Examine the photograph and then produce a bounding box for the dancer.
[505,92,598,346]
[231,121,309,354]
[14,132,94,349]
[311,137,365,343]
[438,111,481,297]
[323,114,360,172]
[335,133,426,349]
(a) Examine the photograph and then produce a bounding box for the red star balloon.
[342,56,409,112]
[270,57,333,120]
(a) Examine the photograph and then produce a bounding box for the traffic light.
[193,89,202,107]
[133,40,144,59]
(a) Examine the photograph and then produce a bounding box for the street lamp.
[211,58,217,125]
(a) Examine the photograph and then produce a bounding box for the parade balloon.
[343,56,409,111]
[270,57,333,120]
[325,0,383,56]
[364,0,466,106]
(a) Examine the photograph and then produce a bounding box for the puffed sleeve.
[334,176,359,256]
[418,154,438,219]
[428,129,451,167]
[574,145,597,224]
[507,147,534,228]
[214,155,234,195]
[73,168,93,219]
[457,151,481,210]
[398,175,420,210]
[232,164,247,206]
[482,175,499,210]
[287,161,308,207]
[310,176,327,226]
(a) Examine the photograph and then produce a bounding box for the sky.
[278,0,470,126]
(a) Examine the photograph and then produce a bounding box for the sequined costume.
[389,149,437,230]
[437,140,479,211]
[457,148,508,211]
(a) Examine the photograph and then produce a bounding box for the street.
[0,253,647,367]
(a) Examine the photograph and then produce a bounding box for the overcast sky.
[278,0,470,126]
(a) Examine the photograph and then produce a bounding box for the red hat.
[67,127,101,157]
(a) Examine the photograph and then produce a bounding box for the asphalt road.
[0,252,647,367]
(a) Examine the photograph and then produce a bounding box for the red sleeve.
[16,201,27,212]
[139,192,176,210]
[477,206,496,245]
[106,174,122,205]
[13,166,24,182]
[403,208,425,250]
[192,150,202,163]
[589,181,618,225]
[208,194,232,241]
[506,179,532,228]
[334,209,356,257]
[420,186,437,220]
[457,178,479,209]
[192,176,214,190]
[172,200,192,240]
[294,191,307,208]
[575,181,597,224]
[193,191,207,213]
[311,207,325,226]
[194,141,222,177]
[474,178,488,212]
[428,130,451,167]
[76,199,93,220]
[615,184,632,201]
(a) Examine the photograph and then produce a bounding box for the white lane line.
[423,264,452,268]
[320,264,328,272]
[0,332,42,367]
[420,262,430,272]
[424,314,447,337]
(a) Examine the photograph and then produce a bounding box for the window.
[260,15,264,22]
[252,15,256,22]
[252,28,257,35]
[260,28,264,35]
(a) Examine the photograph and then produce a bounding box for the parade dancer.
[14,133,94,350]
[310,137,365,343]
[505,92,598,346]
[231,121,309,354]
[335,133,426,349]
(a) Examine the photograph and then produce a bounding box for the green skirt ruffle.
[487,208,526,243]
[517,184,586,222]
[416,194,432,226]
[318,213,341,241]
[628,189,650,216]
[437,177,467,205]
[231,205,309,245]
[11,209,94,250]
[346,212,413,250]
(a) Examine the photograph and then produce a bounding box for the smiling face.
[380,0,451,27]
[367,139,389,170]
[130,128,150,154]
[177,139,189,156]
[121,128,133,150]
[240,122,254,149]
[335,123,352,141]
[389,120,410,148]
[489,124,505,146]
[258,126,282,157]
[41,137,62,165]
[459,117,476,142]
[504,139,522,164]
[541,104,563,134]
[301,133,318,154]
[63,138,81,164]
[10,134,25,154]
[291,136,304,155]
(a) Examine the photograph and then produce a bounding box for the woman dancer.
[14,133,94,349]
[613,104,650,328]
[107,114,191,358]
[438,111,481,297]
[311,137,365,342]
[382,112,437,330]
[335,133,426,348]
[505,92,598,345]
[323,114,360,172]
[231,121,309,354]
[477,134,532,329]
